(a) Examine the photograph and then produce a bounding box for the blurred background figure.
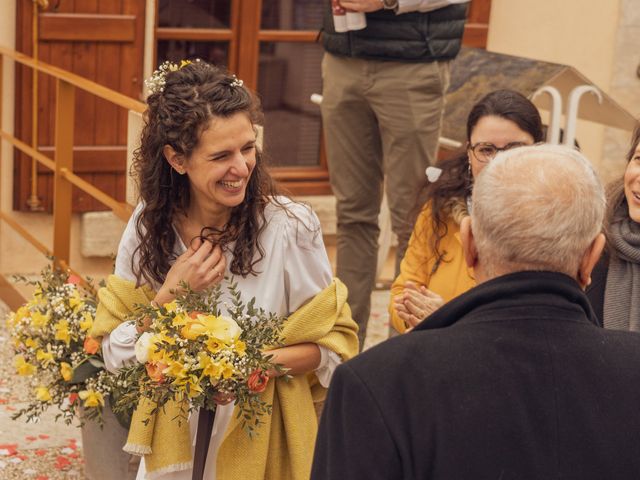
[320,0,469,346]
[390,89,543,332]
[588,124,640,329]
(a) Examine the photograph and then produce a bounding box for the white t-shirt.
[102,197,341,480]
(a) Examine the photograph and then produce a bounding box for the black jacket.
[322,2,468,62]
[312,271,640,480]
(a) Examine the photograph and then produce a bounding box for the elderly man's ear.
[460,216,478,270]
[577,233,606,289]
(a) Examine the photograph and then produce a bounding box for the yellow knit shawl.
[91,275,359,479]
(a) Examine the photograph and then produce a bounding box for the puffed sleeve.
[389,205,437,333]
[102,204,145,371]
[281,202,342,387]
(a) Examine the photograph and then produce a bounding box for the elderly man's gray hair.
[471,144,605,277]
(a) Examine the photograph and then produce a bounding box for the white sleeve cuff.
[315,346,343,388]
[101,321,138,373]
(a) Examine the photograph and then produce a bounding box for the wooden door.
[14,0,146,212]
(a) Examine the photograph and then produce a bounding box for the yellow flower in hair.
[54,320,71,345]
[79,390,105,408]
[179,59,192,69]
[15,355,36,376]
[35,386,52,403]
[36,347,55,366]
[60,362,73,382]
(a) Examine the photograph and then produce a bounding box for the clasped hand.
[393,281,444,330]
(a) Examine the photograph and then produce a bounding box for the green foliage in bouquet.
[110,278,286,437]
[5,264,110,425]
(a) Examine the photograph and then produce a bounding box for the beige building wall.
[487,0,626,183]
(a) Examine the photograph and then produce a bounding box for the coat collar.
[413,271,599,332]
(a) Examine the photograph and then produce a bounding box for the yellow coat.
[389,204,475,333]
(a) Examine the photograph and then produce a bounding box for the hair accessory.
[145,59,196,94]
[230,75,244,88]
[425,166,443,183]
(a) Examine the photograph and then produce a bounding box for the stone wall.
[602,0,640,184]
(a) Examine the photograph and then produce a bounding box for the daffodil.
[15,355,36,376]
[54,320,71,345]
[79,390,105,408]
[234,340,246,356]
[36,347,55,366]
[31,310,50,327]
[35,386,52,402]
[68,291,83,311]
[166,359,189,383]
[60,362,73,381]
[25,337,39,349]
[220,360,236,379]
[182,314,241,343]
[184,374,203,399]
[79,312,93,331]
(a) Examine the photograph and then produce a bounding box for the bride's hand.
[154,237,227,306]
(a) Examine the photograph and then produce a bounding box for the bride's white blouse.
[102,197,341,480]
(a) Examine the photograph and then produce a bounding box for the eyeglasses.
[468,142,530,163]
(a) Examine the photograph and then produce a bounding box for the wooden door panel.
[14,0,145,213]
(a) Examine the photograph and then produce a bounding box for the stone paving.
[0,290,392,479]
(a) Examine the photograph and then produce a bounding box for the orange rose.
[83,336,100,354]
[247,369,269,393]
[68,392,79,405]
[145,361,168,384]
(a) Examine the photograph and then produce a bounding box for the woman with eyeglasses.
[389,89,544,332]
[586,124,640,330]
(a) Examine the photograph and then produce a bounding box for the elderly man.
[311,145,640,479]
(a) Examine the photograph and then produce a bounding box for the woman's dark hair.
[132,60,281,286]
[417,89,544,270]
[605,122,640,235]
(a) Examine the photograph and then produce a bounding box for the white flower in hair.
[230,75,244,88]
[144,59,196,94]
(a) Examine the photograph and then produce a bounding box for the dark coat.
[311,271,640,480]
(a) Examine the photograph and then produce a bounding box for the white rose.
[134,332,153,363]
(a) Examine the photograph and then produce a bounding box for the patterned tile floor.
[0,290,392,479]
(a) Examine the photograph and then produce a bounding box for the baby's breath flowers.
[5,265,109,425]
[145,59,195,94]
[111,278,286,437]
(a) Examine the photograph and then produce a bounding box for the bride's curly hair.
[132,61,281,286]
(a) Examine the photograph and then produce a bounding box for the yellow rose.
[79,390,105,408]
[15,355,36,376]
[54,320,71,345]
[35,386,52,403]
[79,312,93,331]
[31,310,50,327]
[36,348,55,366]
[60,362,73,381]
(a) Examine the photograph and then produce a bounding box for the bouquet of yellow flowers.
[111,278,285,436]
[6,265,110,425]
